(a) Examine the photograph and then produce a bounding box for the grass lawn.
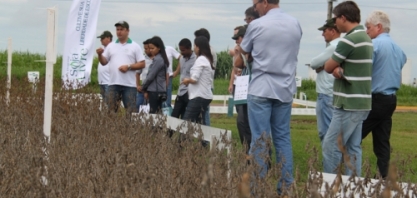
[211,112,417,183]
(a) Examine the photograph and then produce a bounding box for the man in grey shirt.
[239,0,302,195]
[172,38,197,119]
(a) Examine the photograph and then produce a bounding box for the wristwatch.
[127,64,131,70]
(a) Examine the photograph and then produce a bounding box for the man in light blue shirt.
[310,19,341,143]
[239,0,302,194]
[362,11,407,179]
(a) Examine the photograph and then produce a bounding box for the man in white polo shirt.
[96,21,145,113]
[96,30,112,104]
[165,46,181,108]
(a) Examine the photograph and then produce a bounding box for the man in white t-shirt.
[135,39,153,110]
[165,46,181,108]
[96,30,113,104]
[96,21,145,113]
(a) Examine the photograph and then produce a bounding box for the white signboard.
[28,71,40,83]
[296,76,302,87]
[233,75,250,104]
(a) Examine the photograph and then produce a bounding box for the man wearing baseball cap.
[310,19,341,144]
[96,30,113,104]
[96,21,145,114]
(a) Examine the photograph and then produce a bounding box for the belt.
[372,93,395,99]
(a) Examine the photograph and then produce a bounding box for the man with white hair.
[363,10,407,179]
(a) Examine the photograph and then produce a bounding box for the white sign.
[62,0,102,89]
[233,75,250,103]
[296,76,302,87]
[28,71,40,83]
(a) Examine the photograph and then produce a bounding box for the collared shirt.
[98,46,109,85]
[178,53,197,96]
[310,38,341,96]
[371,33,407,95]
[188,56,213,100]
[142,54,167,92]
[136,55,152,84]
[240,8,302,102]
[102,38,145,87]
[331,25,373,110]
[166,46,181,76]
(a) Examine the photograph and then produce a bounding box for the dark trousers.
[233,85,252,153]
[183,97,212,125]
[236,104,251,154]
[362,94,397,178]
[171,93,189,119]
[148,91,165,114]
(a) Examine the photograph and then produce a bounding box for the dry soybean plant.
[0,77,416,197]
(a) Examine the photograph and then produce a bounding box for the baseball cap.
[114,21,129,29]
[232,26,246,40]
[318,18,336,31]
[97,30,113,39]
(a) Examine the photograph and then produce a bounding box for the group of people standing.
[228,0,406,196]
[95,0,407,195]
[311,1,406,180]
[96,21,216,126]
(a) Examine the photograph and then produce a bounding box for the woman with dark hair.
[142,36,169,113]
[181,36,214,124]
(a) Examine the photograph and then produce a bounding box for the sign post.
[28,71,40,92]
[43,7,57,141]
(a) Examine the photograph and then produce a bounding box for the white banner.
[62,0,101,89]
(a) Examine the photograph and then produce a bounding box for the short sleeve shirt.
[97,45,110,85]
[240,8,302,102]
[102,38,145,87]
[331,25,373,110]
[165,46,180,76]
[178,53,197,96]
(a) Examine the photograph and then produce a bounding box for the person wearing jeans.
[107,85,137,113]
[323,1,373,176]
[97,21,145,114]
[247,95,294,187]
[310,19,341,143]
[322,109,369,175]
[239,1,302,194]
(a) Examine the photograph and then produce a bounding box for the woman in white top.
[181,36,214,124]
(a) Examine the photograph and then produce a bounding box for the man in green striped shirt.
[323,1,373,176]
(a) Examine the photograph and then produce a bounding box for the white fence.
[172,94,317,116]
[311,172,416,197]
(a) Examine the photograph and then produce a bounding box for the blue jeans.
[136,92,145,110]
[203,88,213,126]
[107,85,137,113]
[166,76,173,108]
[247,94,293,192]
[316,93,334,143]
[322,108,369,176]
[99,84,109,104]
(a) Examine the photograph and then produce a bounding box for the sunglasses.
[253,0,262,9]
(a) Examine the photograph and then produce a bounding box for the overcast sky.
[1,0,416,80]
